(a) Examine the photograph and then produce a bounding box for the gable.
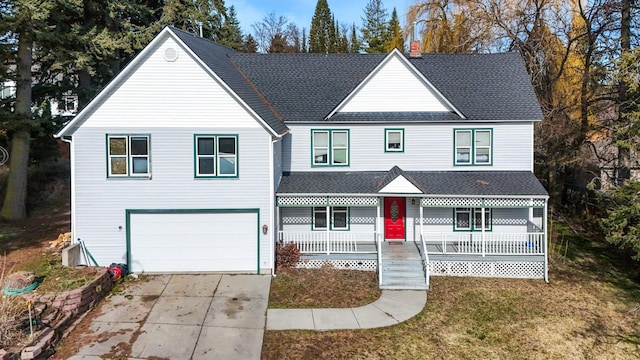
[379,175,423,194]
[78,35,260,130]
[335,53,452,114]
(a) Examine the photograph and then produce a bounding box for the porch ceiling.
[276,170,548,197]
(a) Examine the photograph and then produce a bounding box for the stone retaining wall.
[1,267,112,359]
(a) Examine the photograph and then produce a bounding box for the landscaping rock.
[4,272,35,290]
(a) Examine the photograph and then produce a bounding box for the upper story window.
[454,208,492,231]
[311,129,349,166]
[107,135,150,177]
[63,94,78,113]
[195,135,238,178]
[454,129,492,165]
[385,129,404,152]
[0,82,15,100]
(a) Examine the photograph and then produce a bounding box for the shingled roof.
[172,28,542,125]
[277,170,548,197]
[171,28,289,134]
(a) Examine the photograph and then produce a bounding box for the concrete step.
[380,283,429,290]
[382,262,423,271]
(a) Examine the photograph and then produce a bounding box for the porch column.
[543,199,549,282]
[481,205,486,257]
[326,205,330,255]
[419,204,424,240]
[376,202,381,240]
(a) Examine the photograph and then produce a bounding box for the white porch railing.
[421,232,545,256]
[418,234,430,289]
[278,231,377,254]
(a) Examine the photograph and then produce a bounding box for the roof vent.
[164,47,179,62]
[409,41,421,58]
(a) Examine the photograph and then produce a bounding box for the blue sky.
[226,0,412,35]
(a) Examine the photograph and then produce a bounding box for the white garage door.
[128,210,258,273]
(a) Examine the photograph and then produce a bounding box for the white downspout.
[269,137,277,277]
[60,136,76,245]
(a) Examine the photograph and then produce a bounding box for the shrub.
[275,242,300,270]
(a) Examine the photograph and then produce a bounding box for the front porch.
[275,170,549,289]
[279,230,547,290]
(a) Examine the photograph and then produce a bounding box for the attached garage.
[126,209,259,273]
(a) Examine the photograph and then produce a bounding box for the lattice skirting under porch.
[429,260,544,279]
[296,259,377,271]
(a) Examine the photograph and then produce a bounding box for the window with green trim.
[312,207,350,230]
[454,208,492,231]
[454,129,492,165]
[311,129,349,166]
[385,129,404,152]
[107,135,150,177]
[195,135,238,177]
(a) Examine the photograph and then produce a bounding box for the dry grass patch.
[263,259,640,359]
[14,251,98,294]
[0,259,29,350]
[269,267,380,308]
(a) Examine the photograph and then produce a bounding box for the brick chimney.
[409,40,421,58]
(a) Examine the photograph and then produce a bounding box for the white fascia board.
[325,49,466,120]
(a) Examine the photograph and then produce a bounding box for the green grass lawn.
[263,227,640,359]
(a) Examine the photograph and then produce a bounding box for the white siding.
[70,35,277,272]
[82,36,261,129]
[281,207,377,241]
[284,122,533,172]
[273,138,282,191]
[72,126,273,270]
[338,55,449,113]
[419,208,529,234]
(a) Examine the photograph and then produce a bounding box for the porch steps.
[380,259,428,290]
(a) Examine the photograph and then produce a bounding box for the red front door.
[384,197,405,240]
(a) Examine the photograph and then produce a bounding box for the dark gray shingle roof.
[230,53,385,122]
[171,27,288,134]
[231,52,542,122]
[409,53,543,121]
[277,170,548,196]
[172,27,542,126]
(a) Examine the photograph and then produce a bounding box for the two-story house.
[55,27,548,289]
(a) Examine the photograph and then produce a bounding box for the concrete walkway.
[266,290,427,330]
[66,275,426,360]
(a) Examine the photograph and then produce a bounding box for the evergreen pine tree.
[159,0,226,41]
[350,23,361,53]
[219,5,244,50]
[327,14,337,53]
[309,0,333,53]
[241,34,258,53]
[361,0,389,53]
[301,28,308,53]
[385,7,405,52]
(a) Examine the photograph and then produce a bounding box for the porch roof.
[276,170,548,197]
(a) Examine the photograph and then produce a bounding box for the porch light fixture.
[262,224,268,234]
[411,198,416,205]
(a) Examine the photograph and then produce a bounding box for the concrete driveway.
[67,274,271,360]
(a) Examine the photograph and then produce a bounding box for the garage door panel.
[129,211,258,273]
